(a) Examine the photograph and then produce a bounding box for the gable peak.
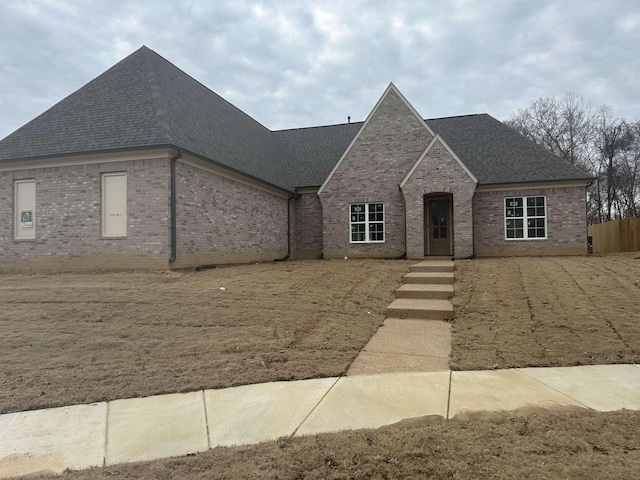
[375,83,435,137]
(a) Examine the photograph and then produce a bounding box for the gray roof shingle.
[425,114,593,185]
[0,46,592,191]
[274,122,363,187]
[0,46,289,190]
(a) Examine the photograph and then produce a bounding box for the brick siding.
[291,190,323,259]
[0,158,170,272]
[401,138,476,258]
[474,186,589,256]
[172,162,288,268]
[319,88,433,258]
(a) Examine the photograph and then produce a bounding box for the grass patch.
[452,255,640,370]
[2,255,640,478]
[0,259,412,414]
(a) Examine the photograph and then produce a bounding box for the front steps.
[396,284,453,300]
[388,262,454,320]
[403,272,454,285]
[347,259,455,375]
[408,261,454,273]
[386,298,453,320]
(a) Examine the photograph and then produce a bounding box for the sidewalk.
[2,364,639,478]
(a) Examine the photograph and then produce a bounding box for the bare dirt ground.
[2,254,640,479]
[451,254,640,370]
[0,259,412,414]
[36,408,640,480]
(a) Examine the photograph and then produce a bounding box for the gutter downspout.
[274,196,294,262]
[169,149,182,263]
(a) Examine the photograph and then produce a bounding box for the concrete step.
[408,261,454,273]
[396,284,453,300]
[386,298,453,320]
[403,272,454,285]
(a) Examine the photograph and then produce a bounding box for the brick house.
[0,47,593,272]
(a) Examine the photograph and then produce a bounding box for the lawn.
[2,254,640,479]
[0,259,413,414]
[451,254,640,370]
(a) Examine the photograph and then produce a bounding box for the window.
[14,179,36,240]
[505,196,546,240]
[350,203,384,242]
[102,172,127,237]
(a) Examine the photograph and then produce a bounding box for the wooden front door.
[425,197,452,256]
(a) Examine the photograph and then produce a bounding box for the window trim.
[504,195,547,241]
[101,172,128,238]
[14,179,36,241]
[349,202,385,243]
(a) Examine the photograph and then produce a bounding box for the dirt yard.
[0,259,412,414]
[451,254,640,370]
[1,255,639,415]
[2,255,640,479]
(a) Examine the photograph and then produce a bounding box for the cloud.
[0,0,638,140]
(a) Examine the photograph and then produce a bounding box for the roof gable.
[1,48,592,191]
[400,134,478,188]
[317,83,434,194]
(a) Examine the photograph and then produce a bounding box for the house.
[0,46,593,272]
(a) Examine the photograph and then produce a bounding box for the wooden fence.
[588,218,640,254]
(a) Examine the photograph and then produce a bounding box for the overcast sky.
[0,0,638,140]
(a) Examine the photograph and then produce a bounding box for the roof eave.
[0,143,296,196]
[476,176,595,190]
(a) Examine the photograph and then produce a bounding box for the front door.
[425,197,452,256]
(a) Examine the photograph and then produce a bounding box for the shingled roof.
[425,115,593,185]
[0,46,592,191]
[0,46,289,190]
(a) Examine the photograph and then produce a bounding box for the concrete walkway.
[1,365,639,478]
[348,260,454,375]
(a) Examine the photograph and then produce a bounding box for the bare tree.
[506,93,640,223]
[615,120,640,218]
[506,92,593,167]
[591,107,633,222]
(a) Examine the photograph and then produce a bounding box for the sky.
[0,0,638,140]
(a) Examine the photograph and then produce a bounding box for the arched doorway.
[424,193,453,256]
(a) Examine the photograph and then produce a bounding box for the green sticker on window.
[20,209,33,228]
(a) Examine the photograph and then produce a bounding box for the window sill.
[101,236,128,240]
[505,238,548,241]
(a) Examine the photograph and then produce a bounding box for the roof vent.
[348,116,351,124]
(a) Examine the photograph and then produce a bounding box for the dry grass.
[0,259,412,414]
[3,255,640,479]
[36,408,640,480]
[452,254,640,370]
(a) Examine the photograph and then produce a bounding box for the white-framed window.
[350,202,384,243]
[14,179,36,240]
[505,196,547,240]
[102,172,127,237]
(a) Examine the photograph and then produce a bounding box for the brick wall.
[474,185,589,256]
[0,158,170,272]
[172,162,288,267]
[319,88,433,258]
[401,138,476,258]
[291,190,323,259]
